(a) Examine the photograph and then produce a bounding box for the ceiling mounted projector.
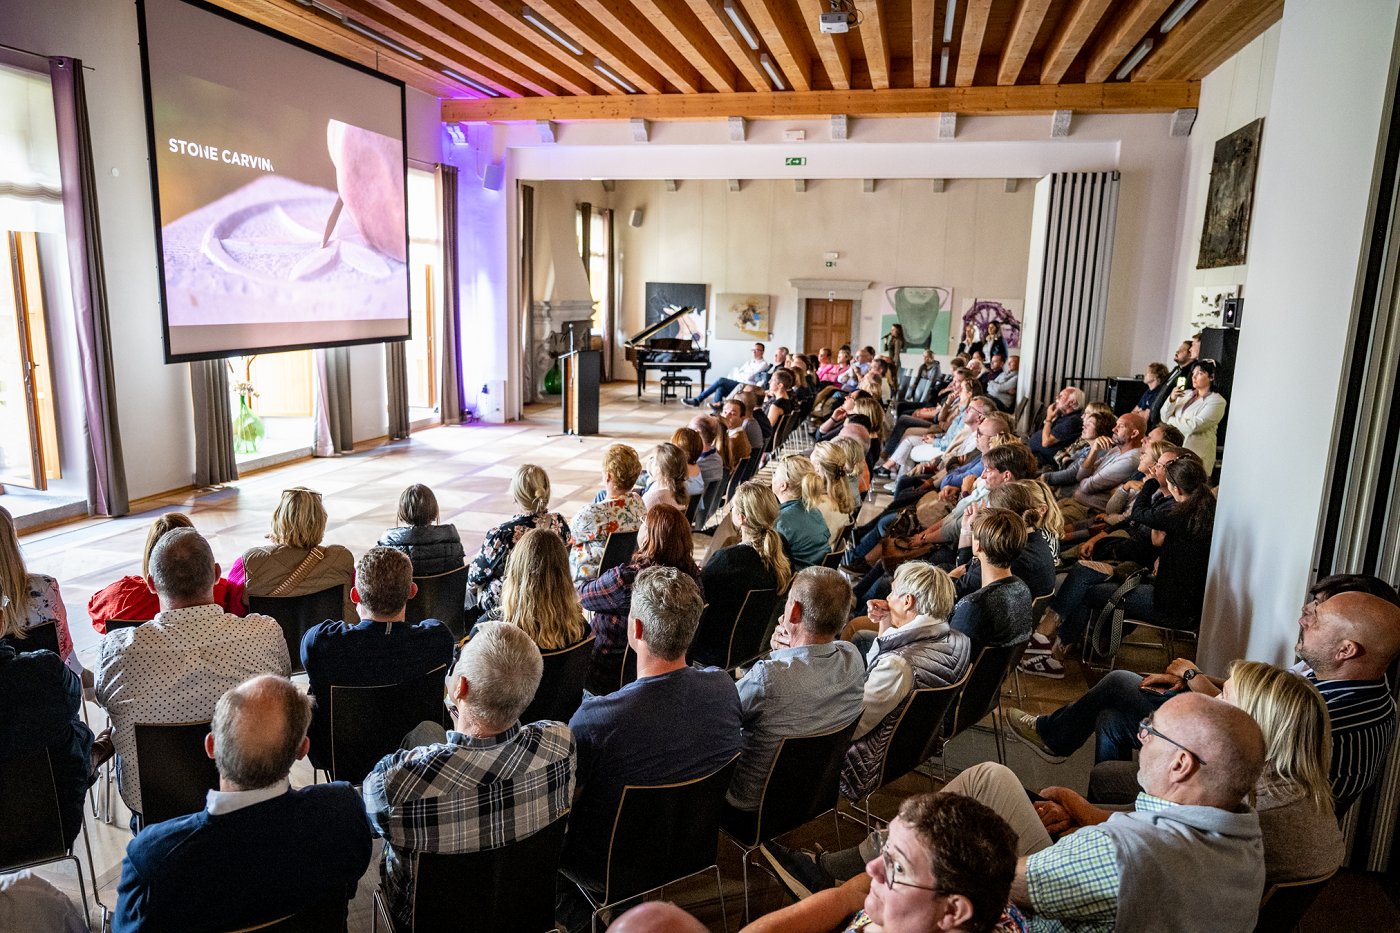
[820,11,851,33]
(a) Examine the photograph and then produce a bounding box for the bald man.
[113,675,372,933]
[607,901,707,932]
[953,694,1265,933]
[1055,412,1148,526]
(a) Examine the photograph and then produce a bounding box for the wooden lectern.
[561,349,600,436]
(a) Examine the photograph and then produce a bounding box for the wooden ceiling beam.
[956,0,993,87]
[627,0,740,92]
[1085,0,1174,83]
[681,0,771,93]
[998,0,1054,85]
[743,0,814,91]
[911,0,936,88]
[854,0,892,90]
[1178,0,1282,78]
[443,80,1199,121]
[1039,0,1115,85]
[801,0,853,90]
[527,0,668,93]
[574,0,704,93]
[1136,0,1283,82]
[467,0,620,95]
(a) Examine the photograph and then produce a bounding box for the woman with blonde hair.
[831,434,871,497]
[468,464,572,616]
[0,505,81,673]
[771,457,831,570]
[497,529,588,651]
[808,442,856,546]
[696,482,792,666]
[568,444,645,583]
[642,442,690,512]
[235,487,356,622]
[89,512,241,632]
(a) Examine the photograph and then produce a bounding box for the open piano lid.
[626,305,705,348]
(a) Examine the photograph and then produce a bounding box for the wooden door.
[804,299,853,353]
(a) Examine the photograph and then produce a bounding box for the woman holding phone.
[1160,358,1227,473]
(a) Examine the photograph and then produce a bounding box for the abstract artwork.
[884,286,953,351]
[644,282,708,342]
[1190,285,1239,330]
[715,293,770,340]
[1198,118,1264,269]
[961,299,1024,350]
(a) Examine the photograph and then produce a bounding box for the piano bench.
[659,375,694,403]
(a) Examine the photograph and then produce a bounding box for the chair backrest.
[598,531,639,575]
[872,676,968,793]
[0,749,67,869]
[134,720,220,826]
[688,588,780,670]
[685,490,702,523]
[601,755,741,905]
[735,718,860,847]
[693,477,722,529]
[248,585,346,674]
[1,620,60,655]
[1253,870,1336,933]
[1029,593,1053,628]
[405,566,469,640]
[820,546,847,569]
[944,644,1026,742]
[105,618,150,632]
[329,664,449,784]
[618,643,638,692]
[220,896,349,932]
[521,635,595,724]
[410,812,570,931]
[738,449,763,484]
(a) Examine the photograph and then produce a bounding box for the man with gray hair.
[96,528,290,826]
[728,567,866,811]
[362,622,574,932]
[563,566,742,890]
[1030,384,1086,465]
[112,675,371,932]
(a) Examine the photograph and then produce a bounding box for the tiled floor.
[21,381,1332,932]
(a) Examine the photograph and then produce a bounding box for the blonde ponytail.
[811,442,856,515]
[733,481,793,592]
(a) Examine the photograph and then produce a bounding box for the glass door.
[0,231,53,489]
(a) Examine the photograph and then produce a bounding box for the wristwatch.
[1182,669,1200,683]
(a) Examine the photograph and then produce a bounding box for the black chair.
[520,635,594,724]
[598,530,639,575]
[693,477,722,529]
[371,812,570,932]
[249,585,347,674]
[688,588,779,670]
[941,644,1028,764]
[223,896,348,932]
[1253,870,1336,933]
[134,720,220,827]
[328,665,449,785]
[104,618,149,632]
[737,448,763,484]
[820,547,847,569]
[405,566,469,639]
[1,619,60,655]
[685,491,702,524]
[720,718,859,920]
[617,643,638,692]
[562,755,740,933]
[0,749,102,926]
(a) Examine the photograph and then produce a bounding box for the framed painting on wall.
[715,293,770,340]
[1190,285,1239,330]
[884,286,952,351]
[1198,118,1265,269]
[644,282,708,342]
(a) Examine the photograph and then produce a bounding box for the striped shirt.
[1296,664,1397,808]
[362,722,575,931]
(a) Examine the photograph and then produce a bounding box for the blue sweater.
[113,783,372,932]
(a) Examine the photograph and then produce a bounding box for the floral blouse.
[467,511,573,615]
[12,573,79,673]
[568,493,646,583]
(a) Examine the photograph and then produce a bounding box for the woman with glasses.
[232,486,356,622]
[1159,358,1227,474]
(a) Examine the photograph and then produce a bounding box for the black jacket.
[378,524,466,576]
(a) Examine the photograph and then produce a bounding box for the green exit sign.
[785,157,806,167]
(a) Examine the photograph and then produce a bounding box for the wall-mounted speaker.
[629,208,644,228]
[1222,296,1243,329]
[482,161,505,191]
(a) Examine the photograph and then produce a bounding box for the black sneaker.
[682,397,701,407]
[760,840,835,899]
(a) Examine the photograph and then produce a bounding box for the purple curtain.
[49,57,128,515]
[437,165,465,423]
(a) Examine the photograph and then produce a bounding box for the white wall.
[1199,0,1400,671]
[5,1,440,499]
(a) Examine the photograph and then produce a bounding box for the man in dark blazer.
[112,674,371,932]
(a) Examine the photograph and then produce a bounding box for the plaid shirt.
[1024,792,1173,933]
[362,722,575,930]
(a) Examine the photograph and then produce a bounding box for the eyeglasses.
[1138,715,1207,766]
[874,829,941,894]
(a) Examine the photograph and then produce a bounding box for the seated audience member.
[468,464,572,617]
[89,512,241,633]
[1007,578,1400,814]
[231,486,356,623]
[741,386,775,443]
[1081,440,1180,561]
[0,505,81,674]
[363,623,574,932]
[1,579,94,849]
[496,529,589,651]
[729,567,865,811]
[376,484,465,576]
[939,481,1057,602]
[810,441,857,545]
[611,901,707,932]
[765,367,797,424]
[1133,362,1171,419]
[686,341,770,406]
[300,547,454,770]
[815,347,842,384]
[112,675,372,933]
[690,415,729,486]
[723,397,765,455]
[986,354,1020,411]
[956,694,1266,932]
[1148,421,1185,447]
[578,504,701,694]
[97,529,290,825]
[670,426,708,497]
[833,435,872,499]
[1160,358,1228,474]
[568,443,645,583]
[1053,412,1147,526]
[642,442,692,512]
[564,566,742,894]
[1020,458,1214,679]
[0,872,90,933]
[699,483,792,649]
[1149,338,1199,426]
[842,563,970,802]
[1040,410,1115,493]
[949,509,1033,650]
[772,457,833,570]
[1029,386,1085,465]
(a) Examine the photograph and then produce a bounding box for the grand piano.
[624,306,711,400]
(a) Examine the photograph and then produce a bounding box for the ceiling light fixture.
[342,19,423,60]
[522,6,584,56]
[1160,0,1201,33]
[305,0,341,17]
[1115,38,1154,79]
[594,58,637,93]
[943,0,958,44]
[723,0,760,51]
[442,68,499,97]
[759,53,785,91]
[938,47,950,86]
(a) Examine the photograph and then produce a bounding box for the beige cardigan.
[241,543,356,623]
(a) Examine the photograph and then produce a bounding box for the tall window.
[406,168,440,413]
[228,350,314,463]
